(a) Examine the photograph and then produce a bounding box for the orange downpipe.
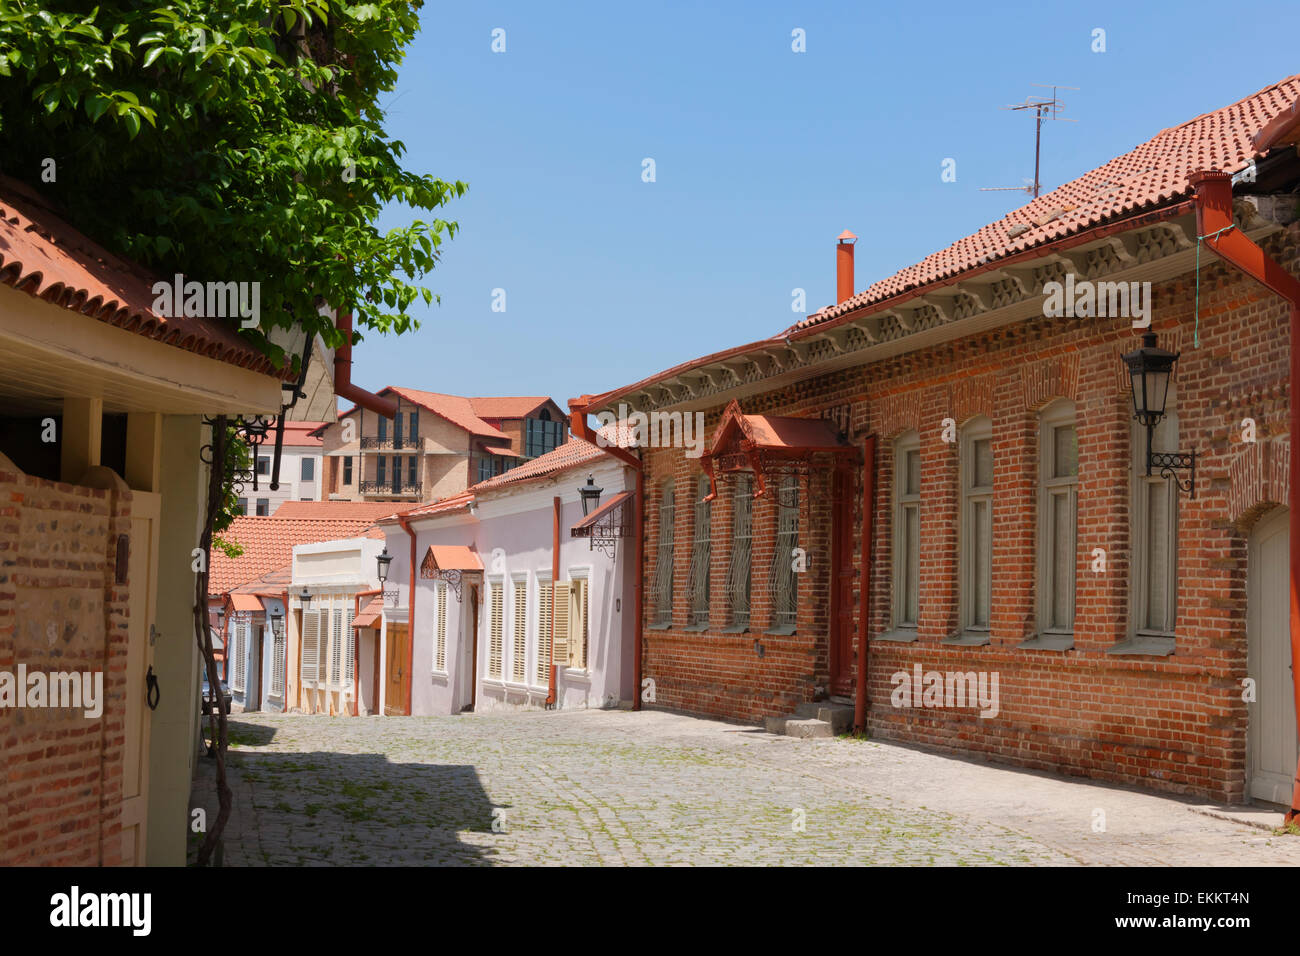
[1191,170,1300,821]
[397,516,417,716]
[547,496,561,706]
[334,312,398,419]
[568,400,644,710]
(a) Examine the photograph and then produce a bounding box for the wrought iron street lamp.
[376,546,393,585]
[578,474,604,516]
[1122,330,1195,497]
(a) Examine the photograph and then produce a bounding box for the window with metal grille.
[769,476,799,631]
[488,580,504,678]
[1038,401,1077,635]
[1133,386,1178,637]
[434,582,448,673]
[960,418,994,633]
[330,605,343,685]
[652,482,675,625]
[301,608,320,684]
[688,475,712,626]
[893,432,922,630]
[512,579,528,681]
[536,578,552,683]
[270,615,285,697]
[725,475,753,628]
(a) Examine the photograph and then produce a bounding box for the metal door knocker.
[145,666,160,711]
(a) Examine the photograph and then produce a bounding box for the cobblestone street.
[191,709,1300,866]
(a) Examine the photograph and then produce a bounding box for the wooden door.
[467,586,479,711]
[121,490,160,866]
[385,624,409,715]
[829,465,856,696]
[1248,507,1298,804]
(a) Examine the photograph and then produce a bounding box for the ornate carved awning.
[701,400,856,501]
[419,545,483,600]
[570,490,634,558]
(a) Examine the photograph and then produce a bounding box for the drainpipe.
[547,496,561,707]
[354,588,382,716]
[280,589,289,713]
[334,312,398,419]
[568,399,645,710]
[397,516,417,716]
[855,435,877,734]
[1190,169,1300,822]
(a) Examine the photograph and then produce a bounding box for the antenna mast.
[980,84,1078,198]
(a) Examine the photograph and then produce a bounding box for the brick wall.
[640,226,1299,802]
[0,457,130,864]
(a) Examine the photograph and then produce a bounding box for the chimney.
[836,230,857,305]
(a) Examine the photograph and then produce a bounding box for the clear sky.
[356,0,1300,410]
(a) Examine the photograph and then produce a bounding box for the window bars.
[688,475,712,625]
[725,474,754,628]
[768,475,800,630]
[652,483,675,625]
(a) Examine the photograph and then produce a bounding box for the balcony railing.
[359,436,421,450]
[359,481,423,498]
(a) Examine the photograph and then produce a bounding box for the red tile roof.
[280,421,328,447]
[577,74,1300,411]
[470,436,611,492]
[423,545,483,572]
[209,516,381,594]
[353,596,384,629]
[469,396,552,419]
[387,491,477,522]
[0,175,286,379]
[272,501,404,521]
[798,74,1300,330]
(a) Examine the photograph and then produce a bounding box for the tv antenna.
[980,84,1078,199]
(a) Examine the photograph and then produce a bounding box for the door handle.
[145,666,160,711]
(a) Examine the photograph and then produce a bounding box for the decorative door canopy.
[701,400,856,500]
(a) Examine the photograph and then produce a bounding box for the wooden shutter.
[302,609,320,683]
[536,582,552,683]
[570,579,588,669]
[489,584,504,678]
[344,605,356,683]
[552,582,570,670]
[512,580,527,681]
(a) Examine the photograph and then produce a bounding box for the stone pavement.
[189,708,1300,866]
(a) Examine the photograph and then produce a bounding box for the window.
[301,608,320,683]
[1132,386,1179,641]
[552,581,571,670]
[651,482,675,625]
[769,476,799,631]
[568,577,589,669]
[892,432,922,633]
[434,582,448,673]
[725,475,754,629]
[478,455,497,483]
[958,417,994,639]
[256,498,269,516]
[393,411,402,447]
[343,457,353,485]
[512,578,528,681]
[525,410,565,458]
[488,580,504,679]
[270,615,285,697]
[1038,401,1077,638]
[330,607,343,685]
[256,456,270,476]
[408,411,418,446]
[301,457,314,481]
[237,497,248,515]
[377,456,387,486]
[536,577,552,683]
[344,604,355,684]
[377,415,388,442]
[688,476,712,626]
[407,455,418,487]
[230,619,247,693]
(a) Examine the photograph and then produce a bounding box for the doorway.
[121,490,159,866]
[385,623,409,716]
[463,585,479,712]
[1247,507,1298,805]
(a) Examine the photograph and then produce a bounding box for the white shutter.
[512,580,527,682]
[552,582,570,671]
[344,604,355,683]
[302,609,320,684]
[330,605,343,685]
[435,583,447,672]
[536,581,552,684]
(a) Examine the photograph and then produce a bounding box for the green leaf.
[141,46,164,69]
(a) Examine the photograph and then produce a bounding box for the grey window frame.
[885,431,922,641]
[724,474,754,632]
[767,475,799,634]
[650,482,675,627]
[687,476,712,629]
[950,416,994,645]
[1029,400,1078,649]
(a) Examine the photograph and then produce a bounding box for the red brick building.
[572,76,1300,807]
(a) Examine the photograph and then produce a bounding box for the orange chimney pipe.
[836,230,858,305]
[1190,169,1300,824]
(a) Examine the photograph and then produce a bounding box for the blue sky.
[357,0,1300,408]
